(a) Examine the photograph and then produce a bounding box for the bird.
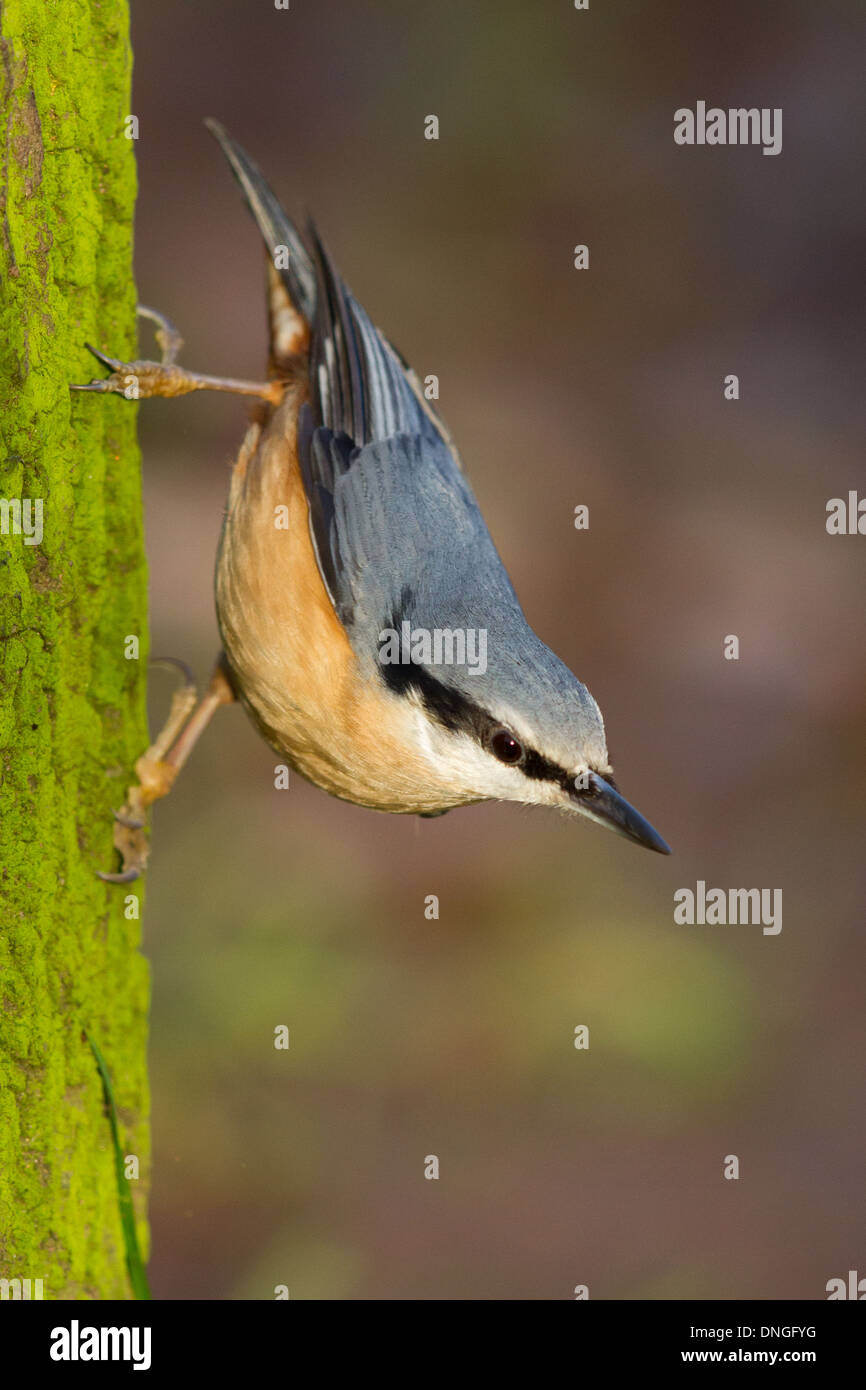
[73,121,670,882]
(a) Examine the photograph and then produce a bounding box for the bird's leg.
[99,658,236,884]
[71,304,283,404]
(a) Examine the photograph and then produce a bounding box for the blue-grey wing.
[298,224,525,655]
[301,426,525,660]
[301,425,589,740]
[305,225,452,451]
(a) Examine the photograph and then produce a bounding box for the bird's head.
[378,618,670,853]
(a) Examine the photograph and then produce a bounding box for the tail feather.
[204,118,316,325]
[205,120,458,458]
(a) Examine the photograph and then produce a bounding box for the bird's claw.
[97,796,151,884]
[71,305,186,398]
[71,349,181,400]
[97,865,145,885]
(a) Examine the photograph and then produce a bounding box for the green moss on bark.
[0,0,149,1299]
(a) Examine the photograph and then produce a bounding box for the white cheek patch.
[409,699,446,766]
[404,701,515,799]
[413,718,559,805]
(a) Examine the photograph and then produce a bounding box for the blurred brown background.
[124,0,865,1299]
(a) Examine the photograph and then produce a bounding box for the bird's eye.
[490,729,524,765]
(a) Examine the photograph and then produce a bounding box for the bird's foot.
[97,661,198,884]
[72,304,282,402]
[97,657,236,885]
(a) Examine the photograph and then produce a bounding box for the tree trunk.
[0,0,149,1299]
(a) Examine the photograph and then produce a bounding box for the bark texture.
[0,0,149,1299]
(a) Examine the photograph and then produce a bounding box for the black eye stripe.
[378,645,606,792]
[522,748,567,784]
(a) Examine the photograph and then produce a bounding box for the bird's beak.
[574,774,671,854]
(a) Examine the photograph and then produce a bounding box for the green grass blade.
[86,1030,151,1301]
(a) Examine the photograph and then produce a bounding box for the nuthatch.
[74,121,670,882]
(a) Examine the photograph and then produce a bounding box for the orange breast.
[214,385,464,813]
